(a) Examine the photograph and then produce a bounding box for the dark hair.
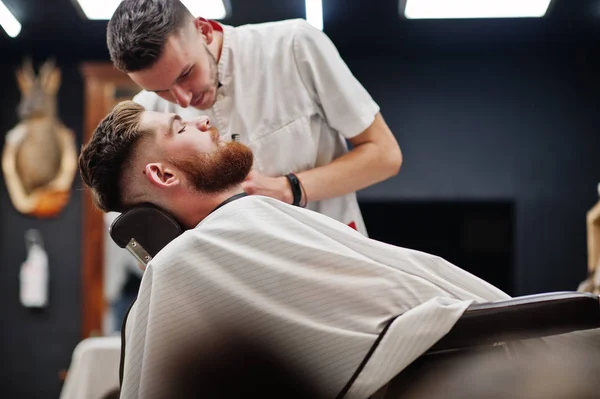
[78,101,149,212]
[107,0,193,72]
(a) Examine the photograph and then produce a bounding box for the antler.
[15,58,35,95]
[39,58,55,79]
[39,58,61,95]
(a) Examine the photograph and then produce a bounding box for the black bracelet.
[285,173,302,206]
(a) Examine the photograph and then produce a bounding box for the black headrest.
[109,204,184,264]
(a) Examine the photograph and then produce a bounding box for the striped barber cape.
[119,195,510,399]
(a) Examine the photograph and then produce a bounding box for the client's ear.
[144,163,180,188]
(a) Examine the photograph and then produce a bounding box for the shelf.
[587,200,600,272]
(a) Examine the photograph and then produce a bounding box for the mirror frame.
[79,62,141,338]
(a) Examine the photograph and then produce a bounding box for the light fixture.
[74,0,121,20]
[74,0,229,21]
[402,0,553,19]
[305,0,323,30]
[184,0,228,20]
[0,0,21,38]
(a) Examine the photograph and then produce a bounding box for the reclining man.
[79,101,586,399]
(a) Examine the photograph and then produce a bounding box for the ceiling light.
[184,0,228,20]
[403,0,553,19]
[0,0,21,38]
[74,0,229,21]
[305,0,323,30]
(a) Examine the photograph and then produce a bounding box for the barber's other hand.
[241,170,293,204]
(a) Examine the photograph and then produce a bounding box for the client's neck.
[180,186,246,229]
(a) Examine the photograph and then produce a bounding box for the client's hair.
[107,0,193,72]
[78,100,149,212]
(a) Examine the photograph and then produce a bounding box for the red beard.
[170,140,254,193]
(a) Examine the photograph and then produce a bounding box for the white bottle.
[19,229,49,308]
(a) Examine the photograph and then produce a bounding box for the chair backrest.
[109,204,184,267]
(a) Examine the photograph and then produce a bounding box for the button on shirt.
[133,19,380,236]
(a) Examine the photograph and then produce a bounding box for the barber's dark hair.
[107,0,193,72]
[78,101,150,212]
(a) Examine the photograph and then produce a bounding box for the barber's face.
[129,21,219,110]
[142,111,253,193]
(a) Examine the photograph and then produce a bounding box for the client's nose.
[194,116,211,132]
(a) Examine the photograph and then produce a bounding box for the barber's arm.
[243,113,401,204]
[295,112,401,203]
[242,20,402,204]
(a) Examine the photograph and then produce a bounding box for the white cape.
[120,196,510,398]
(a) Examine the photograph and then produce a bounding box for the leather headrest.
[109,204,184,260]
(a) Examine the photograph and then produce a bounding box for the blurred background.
[1,0,600,397]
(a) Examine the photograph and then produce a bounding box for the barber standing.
[106,0,402,236]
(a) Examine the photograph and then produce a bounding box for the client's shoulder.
[205,194,358,237]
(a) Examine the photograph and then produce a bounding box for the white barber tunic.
[133,18,380,236]
[119,195,511,399]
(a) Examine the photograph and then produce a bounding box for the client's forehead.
[139,111,179,135]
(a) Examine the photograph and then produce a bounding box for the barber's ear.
[194,17,213,43]
[144,163,180,188]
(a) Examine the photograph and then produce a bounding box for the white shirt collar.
[217,24,234,88]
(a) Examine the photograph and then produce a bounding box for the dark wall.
[351,51,600,295]
[0,62,84,398]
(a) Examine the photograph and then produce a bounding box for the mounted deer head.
[2,58,78,219]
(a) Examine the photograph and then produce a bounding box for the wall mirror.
[80,63,143,338]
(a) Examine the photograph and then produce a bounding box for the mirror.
[80,63,143,338]
[103,212,144,334]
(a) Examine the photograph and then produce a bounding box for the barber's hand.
[241,170,293,204]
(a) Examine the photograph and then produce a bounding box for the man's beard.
[170,141,254,194]
[196,44,220,109]
[207,46,219,89]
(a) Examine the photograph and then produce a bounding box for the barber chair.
[380,291,600,398]
[109,204,184,266]
[110,205,600,398]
